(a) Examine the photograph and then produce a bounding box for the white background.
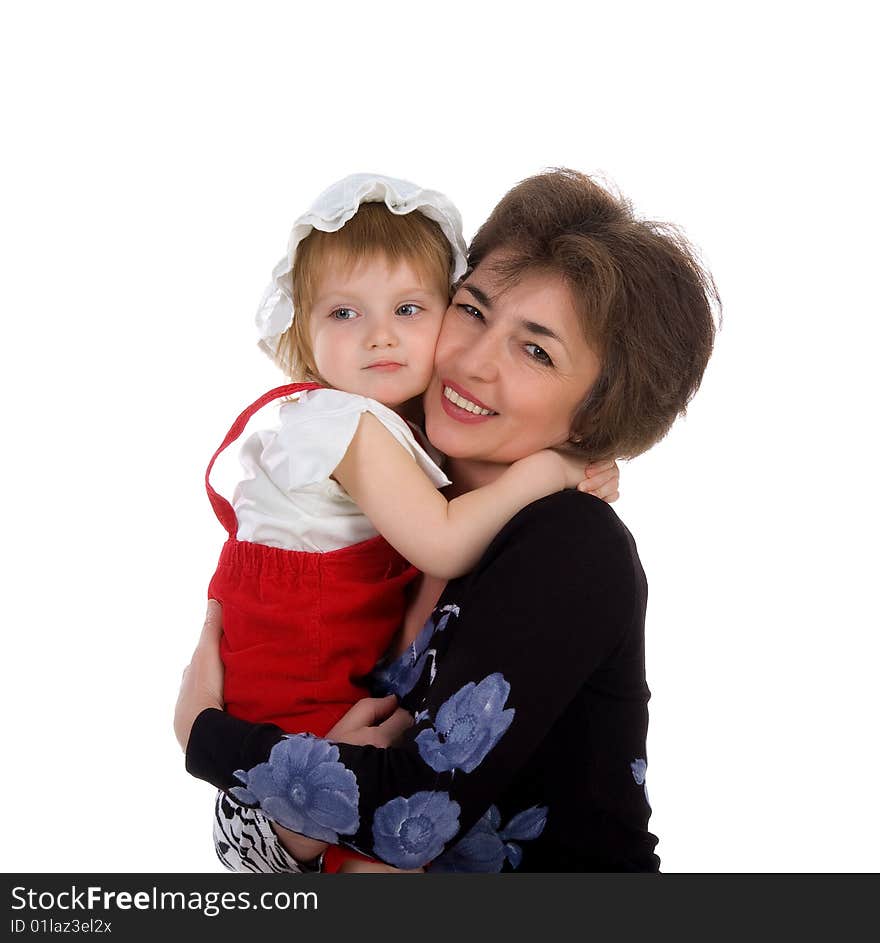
[2,1,876,873]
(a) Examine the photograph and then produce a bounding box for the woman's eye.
[332,307,358,321]
[396,303,421,317]
[456,303,485,322]
[525,343,553,366]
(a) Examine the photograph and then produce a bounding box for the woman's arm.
[333,412,589,579]
[175,601,416,864]
[185,492,644,868]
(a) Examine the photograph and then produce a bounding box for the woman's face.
[423,254,602,466]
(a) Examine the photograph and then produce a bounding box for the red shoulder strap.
[205,382,322,536]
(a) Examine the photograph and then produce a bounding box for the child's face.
[308,253,448,408]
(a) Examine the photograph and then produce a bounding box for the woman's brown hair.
[468,169,719,461]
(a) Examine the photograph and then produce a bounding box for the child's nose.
[366,317,398,348]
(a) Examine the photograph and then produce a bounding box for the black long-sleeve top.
[187,491,660,872]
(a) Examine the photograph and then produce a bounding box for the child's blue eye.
[332,308,358,320]
[525,343,553,366]
[396,303,421,317]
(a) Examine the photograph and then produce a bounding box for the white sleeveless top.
[233,388,450,552]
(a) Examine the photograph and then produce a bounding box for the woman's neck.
[444,457,511,497]
[395,396,424,425]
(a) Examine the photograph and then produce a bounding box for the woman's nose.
[454,330,501,382]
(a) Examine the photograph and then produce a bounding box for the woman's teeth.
[443,386,495,415]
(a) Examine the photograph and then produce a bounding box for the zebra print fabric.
[212,791,323,873]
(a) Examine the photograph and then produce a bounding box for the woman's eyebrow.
[519,319,564,345]
[464,282,568,350]
[462,283,493,308]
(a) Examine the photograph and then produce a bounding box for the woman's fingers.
[352,694,400,727]
[325,694,399,742]
[376,706,415,745]
[325,696,414,747]
[200,598,223,645]
[173,601,227,752]
[193,599,226,699]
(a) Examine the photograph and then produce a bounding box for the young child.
[205,173,613,872]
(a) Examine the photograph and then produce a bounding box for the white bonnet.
[255,173,469,362]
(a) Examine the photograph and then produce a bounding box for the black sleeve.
[185,710,285,789]
[186,491,644,868]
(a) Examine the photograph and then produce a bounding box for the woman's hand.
[578,459,620,503]
[278,697,413,864]
[174,599,225,752]
[325,694,414,747]
[273,695,414,867]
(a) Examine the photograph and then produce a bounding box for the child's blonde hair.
[275,204,455,381]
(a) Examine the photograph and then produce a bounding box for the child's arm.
[333,413,587,580]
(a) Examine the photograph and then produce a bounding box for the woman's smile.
[425,255,602,466]
[440,381,498,422]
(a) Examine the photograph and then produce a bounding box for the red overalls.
[206,383,419,870]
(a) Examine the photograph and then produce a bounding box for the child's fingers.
[583,459,617,474]
[578,481,620,498]
[579,466,618,490]
[578,479,620,502]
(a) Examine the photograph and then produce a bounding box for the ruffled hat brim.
[256,173,469,359]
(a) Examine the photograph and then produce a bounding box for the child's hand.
[519,451,621,503]
[554,451,596,490]
[577,459,620,503]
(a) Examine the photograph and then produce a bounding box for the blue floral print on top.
[371,604,459,699]
[429,804,548,872]
[230,736,359,844]
[372,791,461,869]
[631,757,650,807]
[416,673,514,773]
[631,758,647,785]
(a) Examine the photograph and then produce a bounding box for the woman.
[176,168,717,872]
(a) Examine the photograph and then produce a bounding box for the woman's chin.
[424,411,466,458]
